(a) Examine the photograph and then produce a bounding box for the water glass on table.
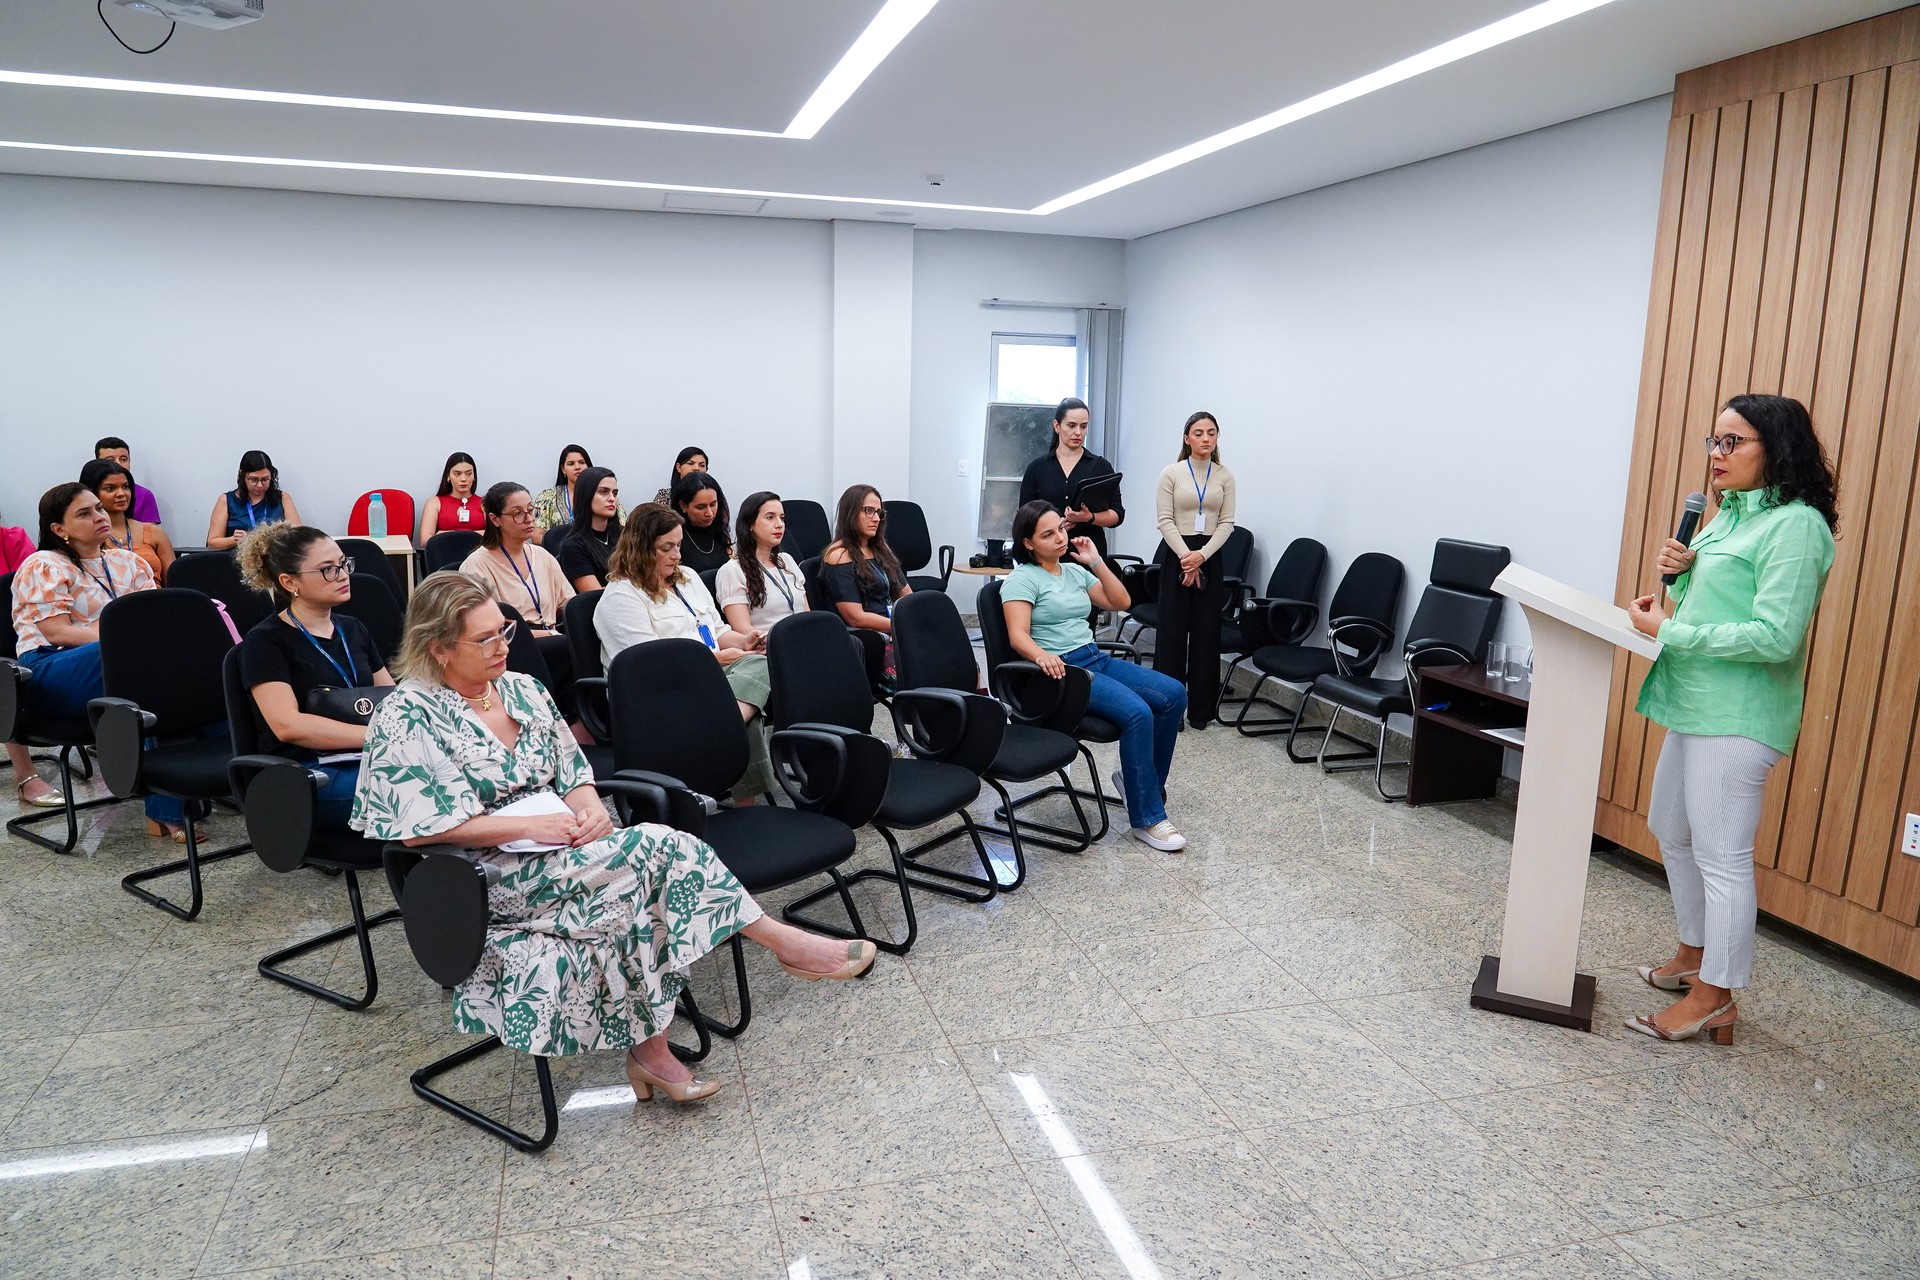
[1485,641,1507,680]
[1504,645,1532,683]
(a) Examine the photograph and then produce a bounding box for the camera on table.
[969,538,1012,569]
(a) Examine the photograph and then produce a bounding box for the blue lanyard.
[1186,459,1213,510]
[82,554,117,600]
[561,490,573,524]
[765,558,797,612]
[289,612,357,687]
[671,582,718,649]
[503,546,542,619]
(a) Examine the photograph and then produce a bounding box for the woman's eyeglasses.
[456,619,518,653]
[1704,433,1757,457]
[859,506,885,519]
[294,558,356,583]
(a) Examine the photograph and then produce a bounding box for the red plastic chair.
[347,489,417,540]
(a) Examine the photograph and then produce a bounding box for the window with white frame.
[978,333,1081,542]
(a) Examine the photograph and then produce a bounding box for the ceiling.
[0,0,1908,239]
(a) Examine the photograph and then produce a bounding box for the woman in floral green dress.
[352,571,876,1106]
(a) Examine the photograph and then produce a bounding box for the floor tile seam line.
[999,1119,1100,1278]
[731,1028,788,1253]
[1601,1179,1878,1243]
[182,1125,255,1280]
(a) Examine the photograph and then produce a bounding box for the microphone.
[1662,492,1708,586]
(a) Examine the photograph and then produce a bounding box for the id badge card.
[696,623,718,651]
[1193,511,1207,533]
[457,504,470,523]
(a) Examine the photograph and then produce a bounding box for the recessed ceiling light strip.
[783,0,942,139]
[0,138,1032,213]
[1030,0,1623,215]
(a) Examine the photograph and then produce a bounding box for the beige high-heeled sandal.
[1636,962,1699,992]
[1627,1001,1736,1044]
[626,1051,722,1104]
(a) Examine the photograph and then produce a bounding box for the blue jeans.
[1061,644,1186,829]
[20,643,182,824]
[312,762,361,831]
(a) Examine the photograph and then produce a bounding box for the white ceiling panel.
[0,0,1909,238]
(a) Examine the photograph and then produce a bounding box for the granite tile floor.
[3,697,1919,1279]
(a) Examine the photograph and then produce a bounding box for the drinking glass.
[1504,645,1532,683]
[1485,641,1507,680]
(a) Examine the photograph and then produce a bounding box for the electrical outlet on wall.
[957,459,969,477]
[1904,813,1920,858]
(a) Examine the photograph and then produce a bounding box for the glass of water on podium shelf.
[1485,641,1507,680]
[1504,645,1532,683]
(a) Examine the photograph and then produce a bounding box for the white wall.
[909,229,1125,609]
[1117,97,1673,664]
[0,175,835,540]
[832,220,915,500]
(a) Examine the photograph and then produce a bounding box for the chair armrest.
[1218,577,1248,619]
[1404,639,1475,668]
[890,688,1006,773]
[1107,555,1145,571]
[85,697,157,799]
[936,544,955,588]
[229,756,326,872]
[384,843,491,988]
[573,675,612,744]
[1327,616,1395,678]
[1243,597,1318,650]
[777,724,891,827]
[992,660,1092,734]
[0,656,23,742]
[605,770,713,834]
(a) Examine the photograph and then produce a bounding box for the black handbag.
[304,684,395,725]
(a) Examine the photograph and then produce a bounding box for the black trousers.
[1153,535,1224,727]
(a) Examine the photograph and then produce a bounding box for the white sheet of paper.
[493,790,573,853]
[315,752,363,765]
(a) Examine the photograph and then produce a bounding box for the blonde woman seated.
[351,572,875,1106]
[594,505,775,805]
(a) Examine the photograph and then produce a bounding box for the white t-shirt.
[595,568,725,670]
[713,553,806,632]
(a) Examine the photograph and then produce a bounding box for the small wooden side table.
[1407,665,1530,806]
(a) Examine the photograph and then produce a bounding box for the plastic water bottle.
[367,492,388,540]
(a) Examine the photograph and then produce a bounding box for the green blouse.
[1635,487,1834,755]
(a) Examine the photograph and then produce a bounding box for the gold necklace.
[456,681,494,712]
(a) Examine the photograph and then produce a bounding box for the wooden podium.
[1470,563,1661,1031]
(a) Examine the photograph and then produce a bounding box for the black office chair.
[767,612,1003,954]
[1233,552,1405,739]
[380,772,718,1154]
[893,591,1095,888]
[976,579,1124,843]
[541,525,571,555]
[337,574,404,662]
[1286,540,1509,799]
[2,572,112,854]
[883,500,954,595]
[799,555,889,700]
[782,499,832,563]
[698,567,720,598]
[221,648,402,1007]
[1219,538,1328,719]
[561,591,613,746]
[87,590,252,921]
[336,537,404,602]
[167,549,272,635]
[1111,526,1254,652]
[422,530,482,574]
[607,638,888,1038]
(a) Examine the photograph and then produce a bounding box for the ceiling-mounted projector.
[107,0,263,30]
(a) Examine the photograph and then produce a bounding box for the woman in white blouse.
[594,505,775,803]
[715,491,807,636]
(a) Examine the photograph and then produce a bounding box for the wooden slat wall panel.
[1598,9,1920,980]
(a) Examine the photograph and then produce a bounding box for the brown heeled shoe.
[779,939,879,982]
[625,1051,722,1104]
[143,818,206,845]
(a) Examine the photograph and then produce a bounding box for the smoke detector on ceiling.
[108,0,263,31]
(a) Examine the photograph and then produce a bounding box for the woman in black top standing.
[672,471,733,579]
[1019,397,1124,560]
[557,467,622,591]
[236,523,393,830]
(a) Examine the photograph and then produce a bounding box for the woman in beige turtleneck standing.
[1153,412,1236,728]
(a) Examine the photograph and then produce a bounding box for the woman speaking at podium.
[1624,394,1837,1044]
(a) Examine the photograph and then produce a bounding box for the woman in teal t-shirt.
[1624,394,1837,1045]
[1002,501,1190,851]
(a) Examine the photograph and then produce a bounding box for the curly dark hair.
[1722,394,1839,533]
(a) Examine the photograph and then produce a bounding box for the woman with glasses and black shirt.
[1624,394,1837,1046]
[1018,397,1124,561]
[237,524,394,831]
[821,484,911,692]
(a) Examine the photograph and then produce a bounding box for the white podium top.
[1494,563,1661,661]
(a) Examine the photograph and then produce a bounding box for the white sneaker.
[1132,821,1187,852]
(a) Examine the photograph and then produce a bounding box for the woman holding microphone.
[1625,394,1837,1044]
[1153,412,1235,729]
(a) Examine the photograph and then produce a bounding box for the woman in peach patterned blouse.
[9,482,189,837]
